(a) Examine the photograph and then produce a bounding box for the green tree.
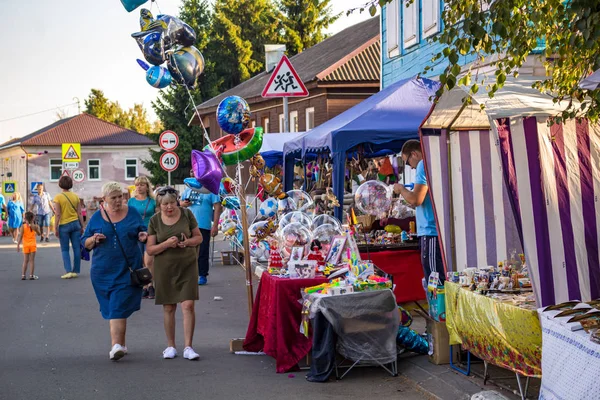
[84,89,121,122]
[84,89,155,133]
[370,0,600,122]
[277,0,340,56]
[142,0,217,185]
[208,0,282,92]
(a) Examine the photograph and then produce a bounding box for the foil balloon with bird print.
[133,31,166,66]
[167,46,205,88]
[137,59,172,88]
[132,9,196,50]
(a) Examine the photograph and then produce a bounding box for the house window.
[49,159,62,181]
[279,114,285,133]
[125,159,138,180]
[422,0,439,38]
[403,0,418,49]
[386,0,400,57]
[263,117,270,133]
[88,159,101,181]
[290,111,298,132]
[305,107,315,130]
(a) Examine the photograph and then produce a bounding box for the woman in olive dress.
[146,187,203,361]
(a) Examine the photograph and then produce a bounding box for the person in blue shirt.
[181,169,222,285]
[394,140,445,284]
[127,176,157,299]
[7,193,25,243]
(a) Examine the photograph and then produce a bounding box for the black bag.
[103,207,153,287]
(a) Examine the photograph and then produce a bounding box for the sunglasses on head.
[156,187,178,196]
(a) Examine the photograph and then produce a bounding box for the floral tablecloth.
[445,282,542,377]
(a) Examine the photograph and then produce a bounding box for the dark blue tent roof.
[283,77,440,157]
[282,77,440,220]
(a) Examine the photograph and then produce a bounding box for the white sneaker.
[163,346,177,359]
[183,347,199,360]
[122,346,128,355]
[109,344,125,361]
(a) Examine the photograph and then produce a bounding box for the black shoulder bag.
[103,207,153,287]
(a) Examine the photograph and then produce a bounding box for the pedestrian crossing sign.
[62,143,81,162]
[3,181,16,195]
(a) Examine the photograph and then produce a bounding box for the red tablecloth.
[360,249,425,303]
[243,272,328,373]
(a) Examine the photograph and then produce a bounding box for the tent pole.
[238,185,254,317]
[445,100,469,271]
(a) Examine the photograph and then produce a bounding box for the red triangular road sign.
[61,169,71,178]
[262,55,309,98]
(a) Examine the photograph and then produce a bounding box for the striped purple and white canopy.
[421,117,600,306]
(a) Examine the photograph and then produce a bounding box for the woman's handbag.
[103,207,153,287]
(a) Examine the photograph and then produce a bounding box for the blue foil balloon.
[216,96,250,135]
[396,326,429,354]
[121,0,148,12]
[222,196,241,210]
[146,65,172,88]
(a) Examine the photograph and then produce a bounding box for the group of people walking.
[83,177,221,361]
[5,174,222,362]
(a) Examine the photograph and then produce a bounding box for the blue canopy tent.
[283,77,440,220]
[259,131,305,168]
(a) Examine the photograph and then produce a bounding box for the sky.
[0,0,376,144]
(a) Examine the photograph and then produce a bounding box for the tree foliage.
[84,89,154,133]
[208,0,282,92]
[278,0,340,56]
[371,0,600,122]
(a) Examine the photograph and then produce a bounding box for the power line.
[0,102,79,123]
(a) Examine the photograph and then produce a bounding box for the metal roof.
[192,17,380,117]
[0,113,155,149]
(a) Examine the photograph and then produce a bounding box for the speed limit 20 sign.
[160,151,179,172]
[72,169,85,183]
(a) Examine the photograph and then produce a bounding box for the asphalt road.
[0,236,432,400]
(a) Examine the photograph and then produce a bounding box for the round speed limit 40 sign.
[160,151,179,172]
[72,169,85,183]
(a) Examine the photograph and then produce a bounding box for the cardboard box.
[221,251,244,265]
[425,319,458,365]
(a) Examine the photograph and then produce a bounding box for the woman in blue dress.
[82,182,148,361]
[7,193,25,243]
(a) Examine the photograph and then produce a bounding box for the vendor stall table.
[359,243,424,303]
[445,282,542,399]
[538,310,600,399]
[305,289,400,382]
[243,272,328,373]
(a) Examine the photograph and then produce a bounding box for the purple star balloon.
[191,150,223,195]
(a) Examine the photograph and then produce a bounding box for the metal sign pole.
[283,97,289,132]
[168,171,171,186]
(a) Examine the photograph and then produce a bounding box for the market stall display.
[445,282,542,378]
[303,290,400,382]
[243,272,327,373]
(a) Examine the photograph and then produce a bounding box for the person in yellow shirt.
[53,176,84,279]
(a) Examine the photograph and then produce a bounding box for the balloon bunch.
[131,8,204,89]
